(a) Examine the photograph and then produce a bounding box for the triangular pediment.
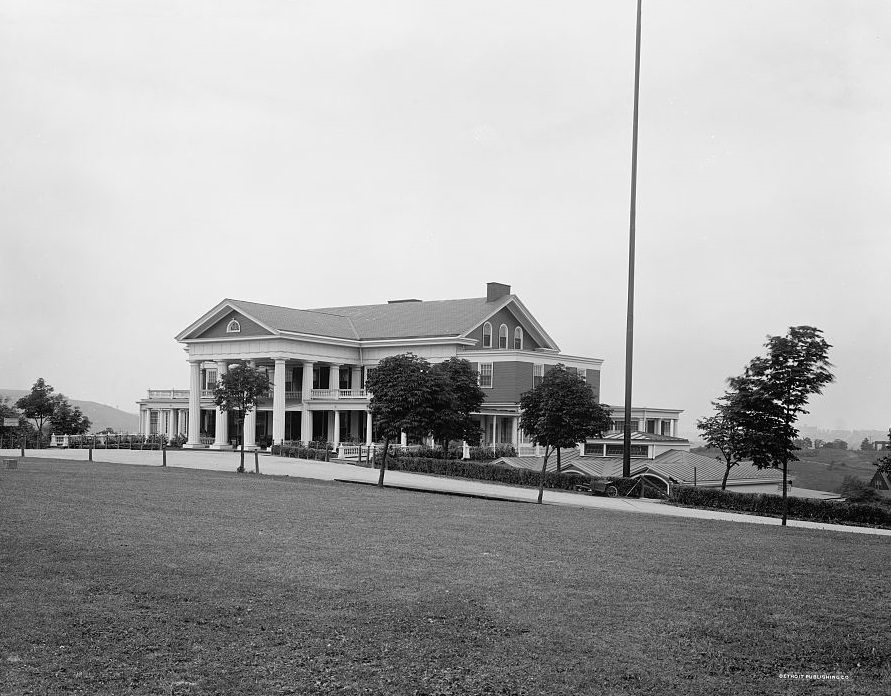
[176,301,276,341]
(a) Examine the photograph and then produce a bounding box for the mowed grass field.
[1,460,888,696]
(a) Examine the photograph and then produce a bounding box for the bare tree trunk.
[781,459,788,526]
[721,463,731,490]
[556,447,561,473]
[537,445,552,504]
[378,436,390,487]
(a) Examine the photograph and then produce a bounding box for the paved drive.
[4,448,889,537]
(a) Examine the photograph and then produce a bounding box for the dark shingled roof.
[227,300,359,339]
[223,297,504,341]
[310,297,497,340]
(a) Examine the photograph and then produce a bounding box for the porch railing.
[309,389,368,400]
[147,389,190,399]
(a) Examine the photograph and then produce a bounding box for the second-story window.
[514,326,523,350]
[482,322,493,348]
[226,319,241,333]
[479,363,493,388]
[205,369,217,389]
[533,364,544,387]
[498,324,508,348]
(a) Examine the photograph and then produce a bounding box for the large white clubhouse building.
[137,283,682,450]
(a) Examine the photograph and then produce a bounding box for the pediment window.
[226,319,241,333]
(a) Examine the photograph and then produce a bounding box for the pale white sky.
[1,1,889,433]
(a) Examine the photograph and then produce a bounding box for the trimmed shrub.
[669,486,891,528]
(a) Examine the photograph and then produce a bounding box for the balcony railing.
[196,388,368,402]
[148,389,190,399]
[310,388,368,400]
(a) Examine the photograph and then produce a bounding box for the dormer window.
[514,326,523,350]
[482,322,493,348]
[498,324,508,349]
[226,319,241,333]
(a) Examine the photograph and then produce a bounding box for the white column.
[329,364,341,393]
[365,410,373,445]
[492,415,498,446]
[272,358,286,444]
[301,361,314,443]
[511,416,519,449]
[333,410,341,446]
[400,431,407,447]
[212,361,230,448]
[242,360,257,449]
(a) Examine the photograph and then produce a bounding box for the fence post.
[162,442,167,467]
[254,450,259,474]
[20,435,25,458]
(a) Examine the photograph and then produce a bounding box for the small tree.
[875,429,891,475]
[0,396,27,446]
[860,437,872,451]
[737,326,834,526]
[519,364,612,504]
[365,353,432,487]
[16,378,56,447]
[697,384,777,490]
[427,357,485,455]
[213,361,270,473]
[50,394,92,435]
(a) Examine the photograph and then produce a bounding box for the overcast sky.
[1,0,888,434]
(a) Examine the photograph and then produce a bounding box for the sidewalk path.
[4,448,890,537]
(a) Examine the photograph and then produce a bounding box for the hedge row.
[669,486,891,528]
[370,454,659,495]
[386,445,518,462]
[272,444,334,461]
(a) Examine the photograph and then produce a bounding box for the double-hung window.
[514,327,523,350]
[479,362,494,388]
[533,364,544,387]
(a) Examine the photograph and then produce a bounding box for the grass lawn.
[1,460,888,695]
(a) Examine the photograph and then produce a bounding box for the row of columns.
[141,407,188,437]
[185,358,375,449]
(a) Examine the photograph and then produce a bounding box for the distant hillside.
[0,390,139,433]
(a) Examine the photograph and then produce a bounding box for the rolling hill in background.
[0,389,139,433]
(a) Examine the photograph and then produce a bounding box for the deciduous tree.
[50,394,92,435]
[875,429,891,476]
[519,364,612,503]
[16,378,56,447]
[696,384,778,490]
[366,353,432,487]
[213,361,271,473]
[735,326,834,525]
[427,357,485,455]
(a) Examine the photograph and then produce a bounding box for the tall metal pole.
[623,0,643,478]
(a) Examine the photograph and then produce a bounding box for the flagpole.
[623,0,643,479]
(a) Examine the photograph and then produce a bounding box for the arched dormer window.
[482,322,493,348]
[498,324,508,349]
[514,326,523,350]
[226,319,241,333]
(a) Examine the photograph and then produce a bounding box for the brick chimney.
[486,282,511,302]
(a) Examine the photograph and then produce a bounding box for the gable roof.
[642,450,785,485]
[178,294,561,348]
